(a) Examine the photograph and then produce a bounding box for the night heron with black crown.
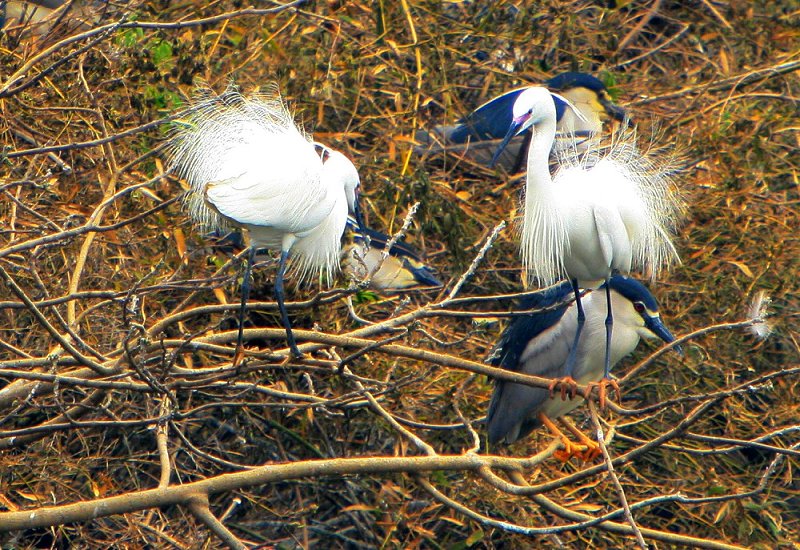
[487,276,680,459]
[415,72,627,171]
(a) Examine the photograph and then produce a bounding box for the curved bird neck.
[520,104,567,284]
[524,116,558,195]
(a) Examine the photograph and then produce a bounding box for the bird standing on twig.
[491,86,683,405]
[168,85,365,359]
[487,276,680,460]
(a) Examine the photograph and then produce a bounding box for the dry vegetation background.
[1,0,799,548]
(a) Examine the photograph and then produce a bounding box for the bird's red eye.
[633,302,646,314]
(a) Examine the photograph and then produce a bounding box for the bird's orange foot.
[575,440,602,461]
[553,436,590,462]
[548,376,579,400]
[559,420,603,461]
[583,377,620,409]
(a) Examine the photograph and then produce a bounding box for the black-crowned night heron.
[208,219,442,293]
[415,72,627,171]
[490,86,683,405]
[342,219,442,291]
[167,86,365,359]
[486,275,680,459]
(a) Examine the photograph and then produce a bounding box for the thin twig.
[588,402,647,550]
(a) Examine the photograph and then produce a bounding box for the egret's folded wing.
[204,137,331,233]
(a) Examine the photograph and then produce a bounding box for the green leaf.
[465,529,484,547]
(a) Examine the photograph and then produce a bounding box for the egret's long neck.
[524,117,558,192]
[521,111,564,283]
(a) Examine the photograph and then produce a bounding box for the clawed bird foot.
[577,443,602,462]
[553,439,586,462]
[583,377,620,409]
[552,438,601,462]
[548,376,579,400]
[540,412,601,462]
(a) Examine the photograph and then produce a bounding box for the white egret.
[491,86,683,403]
[168,85,364,358]
[486,276,680,459]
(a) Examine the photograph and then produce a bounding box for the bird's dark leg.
[548,279,583,400]
[584,281,620,408]
[603,280,613,377]
[275,249,302,358]
[233,245,256,365]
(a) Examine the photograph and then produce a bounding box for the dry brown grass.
[1,0,799,548]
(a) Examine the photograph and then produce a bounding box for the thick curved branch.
[0,453,549,533]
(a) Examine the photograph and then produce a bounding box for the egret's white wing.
[592,206,633,276]
[204,136,335,235]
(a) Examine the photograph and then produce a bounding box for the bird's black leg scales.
[549,279,584,400]
[276,249,302,358]
[603,280,613,379]
[582,280,620,409]
[235,245,257,356]
[564,279,585,377]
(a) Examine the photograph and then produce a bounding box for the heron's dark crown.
[545,72,607,93]
[606,275,660,312]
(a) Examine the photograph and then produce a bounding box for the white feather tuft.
[520,96,685,286]
[166,84,317,232]
[747,290,773,340]
[165,83,354,285]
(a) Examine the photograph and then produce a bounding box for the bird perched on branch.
[490,86,683,405]
[167,85,365,359]
[342,218,442,291]
[486,276,680,459]
[414,72,627,171]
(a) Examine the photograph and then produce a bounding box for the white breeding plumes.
[168,85,357,282]
[544,130,685,284]
[492,86,685,394]
[508,89,683,287]
[166,84,363,357]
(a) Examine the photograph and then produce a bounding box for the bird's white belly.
[244,225,286,250]
[560,195,633,285]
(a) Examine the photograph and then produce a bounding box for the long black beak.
[404,260,443,288]
[490,120,523,168]
[601,98,628,123]
[645,314,684,356]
